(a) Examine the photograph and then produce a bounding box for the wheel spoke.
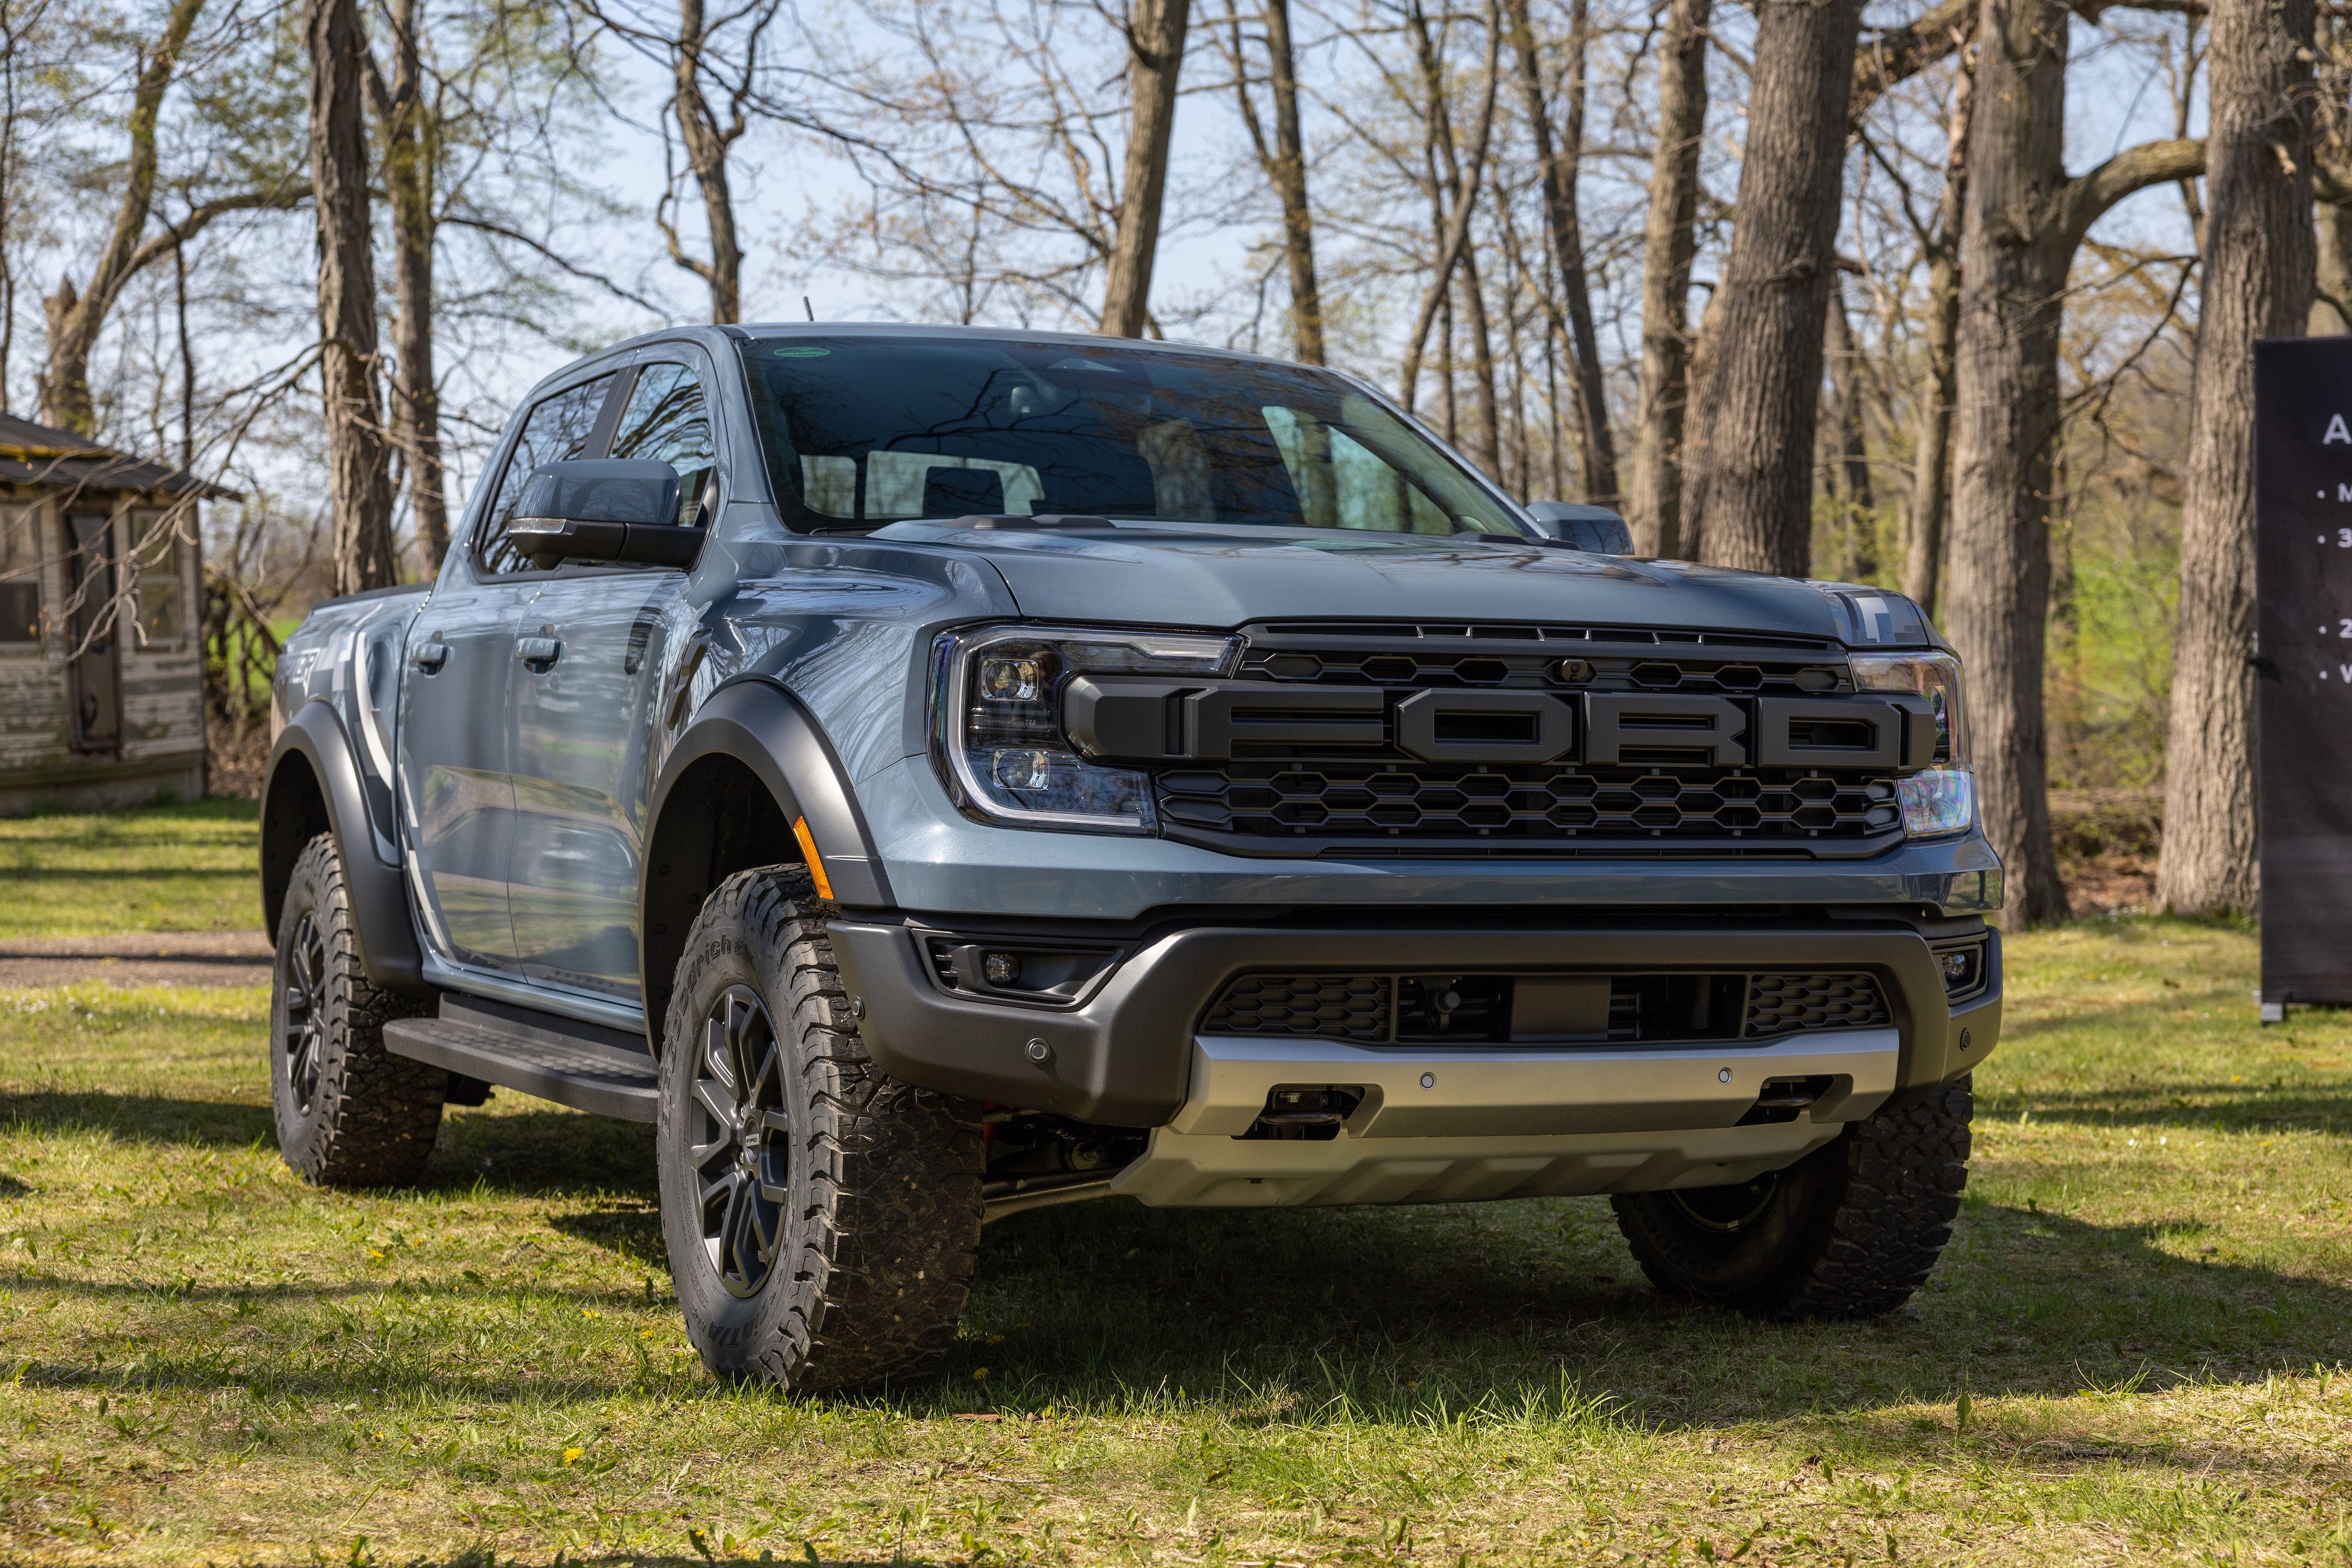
[692,1077,736,1134]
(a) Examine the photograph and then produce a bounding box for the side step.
[383,994,659,1123]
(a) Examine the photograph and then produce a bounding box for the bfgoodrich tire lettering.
[657,867,983,1391]
[269,833,445,1186]
[1611,1075,1972,1319]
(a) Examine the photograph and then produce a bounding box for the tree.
[1941,0,2203,925]
[1899,41,1973,617]
[1503,0,1613,499]
[1623,0,1708,556]
[38,0,305,437]
[1100,0,1190,336]
[371,0,447,571]
[308,0,396,594]
[2159,0,2316,914]
[1679,0,1865,574]
[1227,0,1323,362]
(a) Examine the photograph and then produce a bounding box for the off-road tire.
[656,867,984,1392]
[1611,1076,1972,1319]
[269,833,445,1186]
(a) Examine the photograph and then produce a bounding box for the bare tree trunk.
[38,0,203,436]
[1397,0,1501,407]
[1504,0,1616,500]
[1263,0,1321,362]
[1101,0,1191,337]
[1679,0,1862,576]
[1458,248,1502,474]
[1626,0,1708,556]
[2160,0,2317,915]
[671,0,744,324]
[377,0,447,573]
[1823,278,1875,579]
[1943,0,2205,925]
[308,0,396,594]
[2312,200,2352,332]
[1902,48,1974,617]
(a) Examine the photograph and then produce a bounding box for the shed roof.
[0,411,236,499]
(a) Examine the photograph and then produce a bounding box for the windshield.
[734,335,1525,536]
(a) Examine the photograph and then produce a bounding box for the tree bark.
[1504,0,1616,500]
[1458,245,1502,474]
[1679,0,1863,577]
[37,0,205,436]
[2313,200,2352,332]
[1901,44,1974,617]
[308,0,396,594]
[1101,0,1191,337]
[377,0,447,573]
[670,0,744,325]
[1625,0,1709,556]
[2160,0,2316,915]
[1943,0,2205,925]
[1263,0,1322,362]
[1823,278,1875,579]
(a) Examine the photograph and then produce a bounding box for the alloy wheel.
[281,911,328,1116]
[690,984,791,1297]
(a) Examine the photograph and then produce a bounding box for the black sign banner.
[2256,337,2352,1011]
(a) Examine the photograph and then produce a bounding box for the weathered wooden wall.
[0,489,205,815]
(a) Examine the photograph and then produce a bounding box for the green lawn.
[0,799,262,938]
[1,814,2349,1563]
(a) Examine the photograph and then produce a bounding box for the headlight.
[933,624,1238,831]
[1852,651,1973,838]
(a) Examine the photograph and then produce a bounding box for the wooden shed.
[0,412,221,814]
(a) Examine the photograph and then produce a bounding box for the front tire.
[1611,1076,1972,1319]
[656,867,983,1391]
[269,833,445,1186]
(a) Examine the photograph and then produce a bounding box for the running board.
[383,994,659,1123]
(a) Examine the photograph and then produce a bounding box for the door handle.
[412,641,447,672]
[516,635,562,666]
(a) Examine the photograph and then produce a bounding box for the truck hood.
[872,520,1890,643]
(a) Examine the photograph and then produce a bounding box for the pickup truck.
[261,324,2003,1392]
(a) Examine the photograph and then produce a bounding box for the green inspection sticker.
[770,346,831,358]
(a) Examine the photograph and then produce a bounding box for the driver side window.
[473,373,617,575]
[609,362,716,527]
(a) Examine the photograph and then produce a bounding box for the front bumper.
[827,918,2003,1129]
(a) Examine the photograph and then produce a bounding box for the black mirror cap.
[510,459,701,569]
[1524,502,1635,555]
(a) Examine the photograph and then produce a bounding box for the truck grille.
[1148,622,1902,857]
[1201,970,1892,1045]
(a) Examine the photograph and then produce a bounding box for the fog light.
[983,951,1021,986]
[1940,951,1970,981]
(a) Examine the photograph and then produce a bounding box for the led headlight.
[933,624,1238,831]
[1852,650,1973,838]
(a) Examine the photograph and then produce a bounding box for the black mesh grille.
[1203,974,1390,1043]
[1149,624,1903,857]
[1200,970,1893,1044]
[1160,763,1899,845]
[1742,973,1892,1035]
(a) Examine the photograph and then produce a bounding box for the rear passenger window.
[473,373,617,574]
[609,363,716,527]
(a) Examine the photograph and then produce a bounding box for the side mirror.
[507,459,703,569]
[1524,501,1635,556]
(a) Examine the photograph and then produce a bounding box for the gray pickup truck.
[262,324,2003,1390]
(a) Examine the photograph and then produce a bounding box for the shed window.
[0,504,39,646]
[131,508,187,648]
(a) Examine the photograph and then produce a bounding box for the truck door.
[397,369,621,974]
[507,357,717,998]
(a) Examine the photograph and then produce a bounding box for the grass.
[0,798,262,938]
[2,816,2350,1562]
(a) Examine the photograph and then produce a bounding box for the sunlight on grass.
[0,799,262,938]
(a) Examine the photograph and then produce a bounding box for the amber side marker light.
[791,816,836,900]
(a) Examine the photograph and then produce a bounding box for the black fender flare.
[259,701,427,993]
[638,677,894,1046]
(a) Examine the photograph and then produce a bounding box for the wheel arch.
[260,701,427,994]
[639,677,894,1054]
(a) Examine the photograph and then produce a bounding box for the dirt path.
[0,931,272,988]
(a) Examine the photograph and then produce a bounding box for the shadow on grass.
[0,1089,274,1148]
[1990,1084,2352,1135]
